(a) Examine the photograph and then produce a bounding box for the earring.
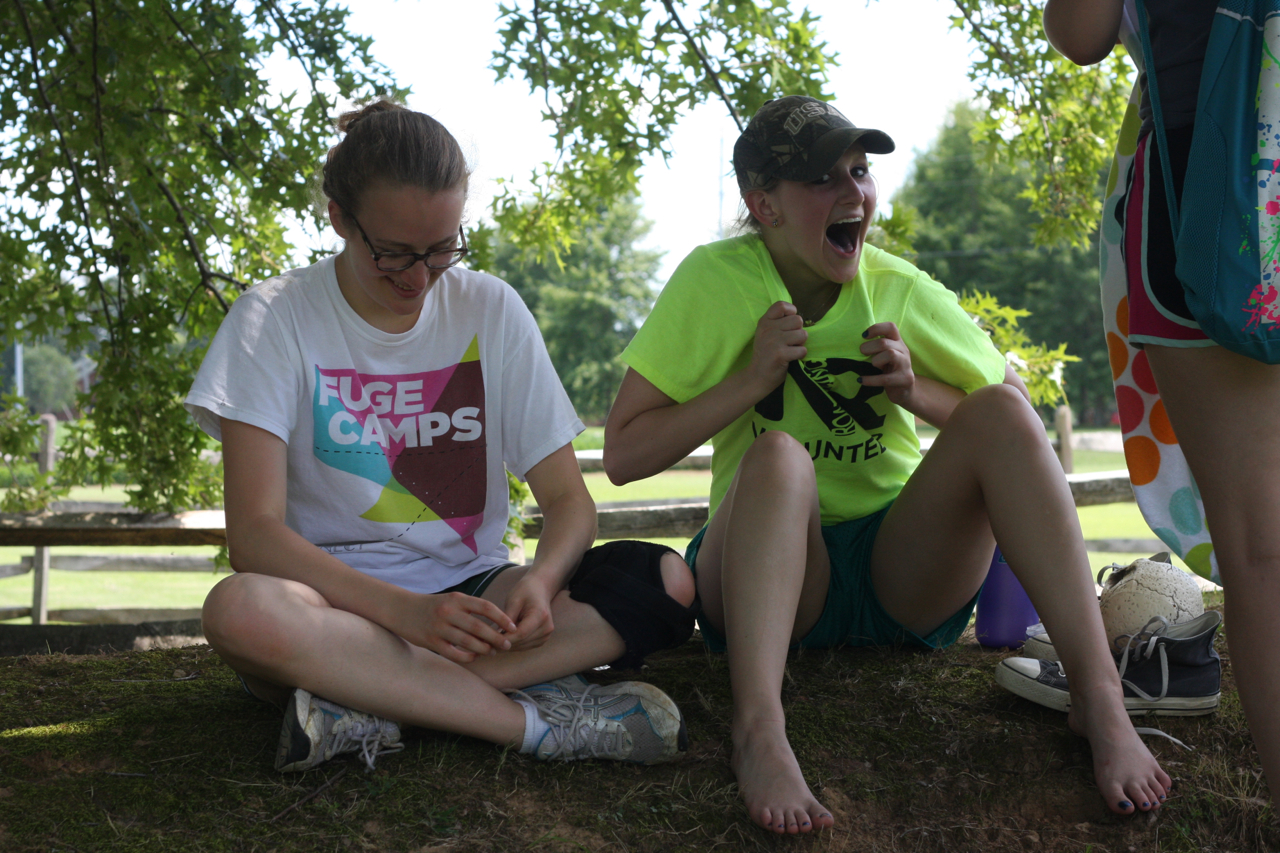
[771,218,780,228]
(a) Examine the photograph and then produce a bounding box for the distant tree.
[1,0,399,510]
[894,103,1113,423]
[489,197,662,423]
[23,344,78,415]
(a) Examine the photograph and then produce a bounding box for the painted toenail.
[1119,801,1132,810]
[1142,802,1150,808]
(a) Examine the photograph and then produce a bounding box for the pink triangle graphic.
[445,514,484,553]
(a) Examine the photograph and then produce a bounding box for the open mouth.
[825,217,863,256]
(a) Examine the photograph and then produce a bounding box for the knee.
[740,430,816,492]
[201,572,306,661]
[950,383,1044,444]
[567,541,698,668]
[660,551,697,608]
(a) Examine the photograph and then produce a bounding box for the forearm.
[604,368,769,484]
[896,375,967,430]
[227,512,407,627]
[523,486,597,589]
[1043,0,1123,65]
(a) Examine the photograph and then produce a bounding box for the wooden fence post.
[1055,405,1074,474]
[31,414,56,626]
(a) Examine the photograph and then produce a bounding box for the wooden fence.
[0,465,1139,625]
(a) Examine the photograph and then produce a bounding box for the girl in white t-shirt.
[188,100,697,772]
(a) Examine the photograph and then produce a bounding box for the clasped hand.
[748,306,916,408]
[857,321,916,406]
[395,572,557,665]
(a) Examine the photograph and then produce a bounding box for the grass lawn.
[1,591,1272,853]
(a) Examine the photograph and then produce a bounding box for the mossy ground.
[0,594,1273,852]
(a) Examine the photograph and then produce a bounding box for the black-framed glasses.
[349,215,469,272]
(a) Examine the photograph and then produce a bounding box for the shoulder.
[231,257,334,317]
[435,265,534,320]
[857,244,929,285]
[672,235,770,279]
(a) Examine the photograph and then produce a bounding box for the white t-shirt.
[185,256,583,594]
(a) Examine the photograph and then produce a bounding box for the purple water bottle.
[975,547,1039,649]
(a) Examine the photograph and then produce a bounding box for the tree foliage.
[0,0,1122,512]
[948,0,1133,246]
[490,197,663,423]
[23,344,78,415]
[489,0,837,262]
[0,0,400,511]
[894,103,1112,421]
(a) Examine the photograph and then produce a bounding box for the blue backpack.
[1137,0,1280,363]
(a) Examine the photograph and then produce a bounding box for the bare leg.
[202,573,526,745]
[871,384,1171,813]
[201,554,696,745]
[695,430,835,834]
[464,557,697,689]
[1145,344,1280,794]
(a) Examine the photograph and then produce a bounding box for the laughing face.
[748,145,876,291]
[329,183,467,334]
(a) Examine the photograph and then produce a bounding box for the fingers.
[763,300,799,320]
[439,592,516,652]
[862,321,901,340]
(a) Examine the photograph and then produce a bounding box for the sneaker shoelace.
[1115,616,1173,702]
[517,684,626,760]
[1114,616,1194,751]
[330,716,404,772]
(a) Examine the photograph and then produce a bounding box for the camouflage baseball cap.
[733,96,895,192]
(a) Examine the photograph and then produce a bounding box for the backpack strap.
[1135,0,1183,231]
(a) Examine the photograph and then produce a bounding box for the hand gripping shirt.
[185,256,582,594]
[622,236,1006,526]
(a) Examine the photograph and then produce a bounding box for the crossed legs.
[201,558,695,749]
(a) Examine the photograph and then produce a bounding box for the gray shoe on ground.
[515,673,687,764]
[275,688,404,772]
[995,610,1222,716]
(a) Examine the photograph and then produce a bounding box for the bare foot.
[1068,685,1173,815]
[731,718,834,834]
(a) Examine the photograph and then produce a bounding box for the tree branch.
[152,174,235,315]
[159,0,219,77]
[13,0,119,347]
[950,2,1058,179]
[660,0,743,132]
[262,0,322,97]
[38,0,79,56]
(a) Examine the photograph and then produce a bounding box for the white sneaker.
[275,688,403,772]
[515,674,687,764]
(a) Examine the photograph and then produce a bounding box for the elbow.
[602,447,635,487]
[1058,44,1115,66]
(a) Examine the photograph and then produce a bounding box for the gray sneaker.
[995,611,1222,716]
[515,673,687,764]
[275,688,404,772]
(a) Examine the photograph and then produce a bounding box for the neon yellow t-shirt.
[622,236,1007,526]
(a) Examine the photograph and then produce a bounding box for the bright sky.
[324,0,984,280]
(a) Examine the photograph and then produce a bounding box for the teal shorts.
[684,504,978,652]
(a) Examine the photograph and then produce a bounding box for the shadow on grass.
[0,598,1273,852]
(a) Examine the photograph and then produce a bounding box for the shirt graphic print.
[311,335,487,553]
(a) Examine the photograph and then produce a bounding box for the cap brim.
[780,126,896,183]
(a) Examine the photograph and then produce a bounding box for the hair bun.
[336,99,405,134]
